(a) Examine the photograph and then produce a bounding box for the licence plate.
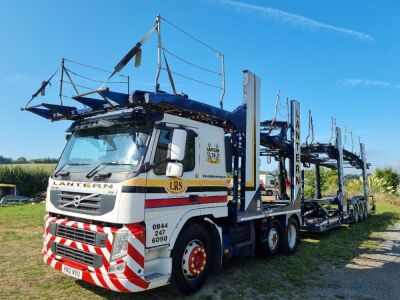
[62,265,83,280]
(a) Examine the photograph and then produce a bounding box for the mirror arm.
[138,158,171,174]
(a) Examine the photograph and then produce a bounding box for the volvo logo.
[73,195,81,207]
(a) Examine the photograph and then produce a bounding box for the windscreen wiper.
[54,162,90,177]
[86,162,133,178]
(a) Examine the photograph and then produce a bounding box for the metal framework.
[22,14,371,232]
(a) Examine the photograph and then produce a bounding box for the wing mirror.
[170,129,187,161]
[166,162,183,177]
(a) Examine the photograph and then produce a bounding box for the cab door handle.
[189,195,199,202]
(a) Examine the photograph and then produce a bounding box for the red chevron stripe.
[127,243,144,268]
[124,265,149,289]
[82,272,95,285]
[125,224,145,245]
[96,273,109,289]
[108,274,130,292]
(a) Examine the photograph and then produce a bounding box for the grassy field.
[0,203,399,299]
[5,163,56,172]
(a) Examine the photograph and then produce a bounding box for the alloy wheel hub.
[182,241,206,278]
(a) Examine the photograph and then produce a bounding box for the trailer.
[22,16,371,295]
[300,114,373,232]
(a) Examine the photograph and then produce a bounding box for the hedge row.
[0,166,52,197]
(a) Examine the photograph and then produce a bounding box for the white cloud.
[214,0,374,42]
[337,78,400,89]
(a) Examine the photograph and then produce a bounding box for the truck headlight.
[110,230,129,261]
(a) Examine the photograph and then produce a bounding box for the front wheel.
[282,218,300,256]
[170,223,212,295]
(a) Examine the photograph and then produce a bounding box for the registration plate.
[62,265,83,280]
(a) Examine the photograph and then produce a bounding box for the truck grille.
[53,243,103,268]
[58,192,101,213]
[50,190,116,216]
[55,224,107,247]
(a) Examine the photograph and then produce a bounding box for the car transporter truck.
[22,16,372,295]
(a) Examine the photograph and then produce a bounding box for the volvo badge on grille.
[73,195,81,207]
[60,193,100,208]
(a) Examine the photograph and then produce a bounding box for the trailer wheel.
[363,202,368,220]
[360,203,366,221]
[262,221,281,256]
[353,205,359,223]
[170,223,212,295]
[357,204,363,222]
[282,218,300,256]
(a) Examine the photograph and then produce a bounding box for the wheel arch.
[170,213,222,275]
[289,213,301,228]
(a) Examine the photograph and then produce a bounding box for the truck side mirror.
[166,162,183,177]
[170,129,187,161]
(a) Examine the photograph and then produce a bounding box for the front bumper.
[42,215,149,293]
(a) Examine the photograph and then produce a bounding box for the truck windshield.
[55,126,151,174]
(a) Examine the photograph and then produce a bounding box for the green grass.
[0,203,399,299]
[210,203,400,299]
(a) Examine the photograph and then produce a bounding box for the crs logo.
[164,177,187,194]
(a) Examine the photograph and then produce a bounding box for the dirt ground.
[306,222,400,300]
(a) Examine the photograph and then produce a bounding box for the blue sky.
[0,0,399,171]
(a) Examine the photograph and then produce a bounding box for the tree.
[16,157,27,164]
[304,167,338,198]
[345,174,359,181]
[0,155,13,164]
[375,167,399,194]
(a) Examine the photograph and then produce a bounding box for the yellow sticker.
[206,143,221,164]
[164,177,187,194]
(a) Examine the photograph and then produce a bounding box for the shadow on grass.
[75,211,400,299]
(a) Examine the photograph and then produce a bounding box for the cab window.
[153,129,195,175]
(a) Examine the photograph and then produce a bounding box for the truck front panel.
[42,214,148,292]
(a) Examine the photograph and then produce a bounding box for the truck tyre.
[170,223,213,295]
[363,202,368,220]
[282,218,300,256]
[262,221,281,256]
[359,203,366,221]
[357,203,363,222]
[353,205,359,223]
